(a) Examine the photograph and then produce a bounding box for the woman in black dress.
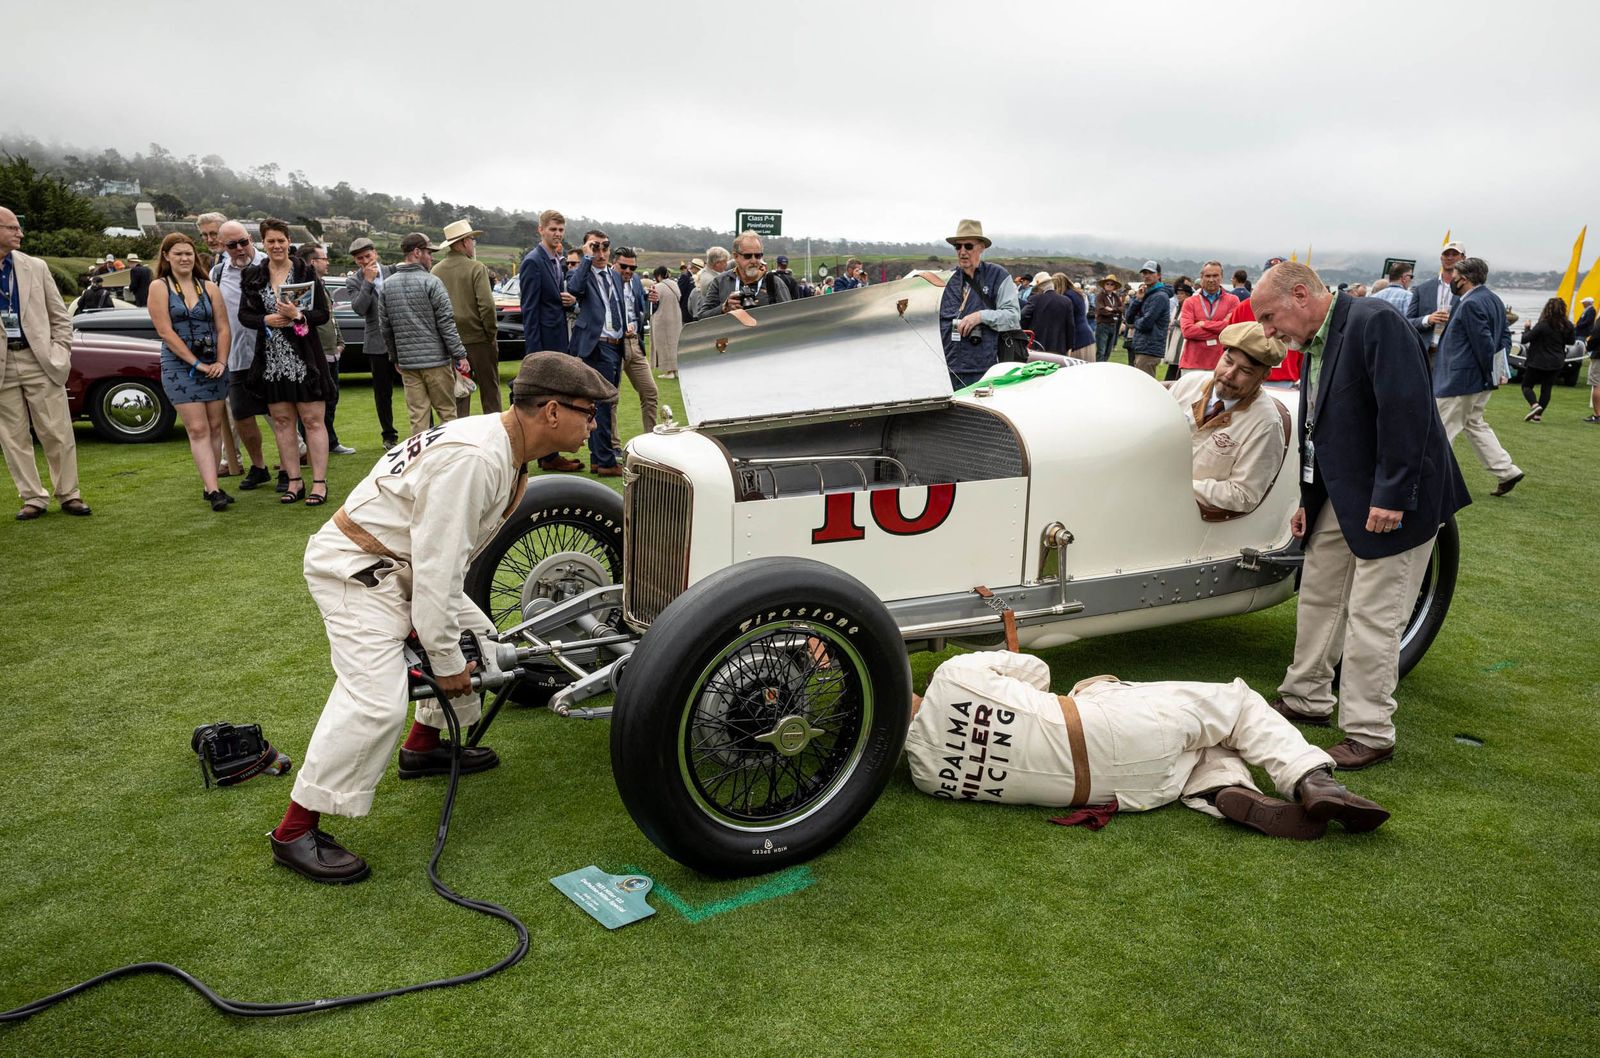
[1518,297,1575,422]
[238,218,333,505]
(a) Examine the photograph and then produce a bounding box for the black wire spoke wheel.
[611,557,910,877]
[680,624,870,828]
[486,517,620,629]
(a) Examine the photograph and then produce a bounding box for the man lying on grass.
[908,651,1387,839]
[269,353,616,883]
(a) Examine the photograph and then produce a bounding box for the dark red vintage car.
[67,332,175,443]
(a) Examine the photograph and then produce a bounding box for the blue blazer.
[565,259,626,360]
[1299,294,1469,560]
[623,273,648,337]
[518,243,570,353]
[1434,285,1503,397]
[1404,276,1448,341]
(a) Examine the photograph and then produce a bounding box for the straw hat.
[441,219,484,246]
[1099,274,1122,287]
[1032,271,1053,288]
[946,219,991,249]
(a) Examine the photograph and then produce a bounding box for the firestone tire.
[1396,514,1459,680]
[464,477,623,705]
[610,557,911,878]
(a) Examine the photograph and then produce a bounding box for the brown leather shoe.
[1490,471,1525,497]
[397,741,500,780]
[269,828,370,884]
[591,465,624,478]
[1326,738,1394,770]
[15,504,45,521]
[1268,696,1331,727]
[537,455,585,473]
[61,498,92,516]
[1214,787,1326,840]
[1296,767,1390,832]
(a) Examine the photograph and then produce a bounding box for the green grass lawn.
[1,368,1596,1056]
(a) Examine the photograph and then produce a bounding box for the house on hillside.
[317,216,371,234]
[385,208,421,228]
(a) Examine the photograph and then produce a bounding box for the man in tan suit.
[0,207,91,520]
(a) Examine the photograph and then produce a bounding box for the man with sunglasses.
[565,229,629,476]
[691,230,792,320]
[940,219,1019,387]
[612,247,659,442]
[211,220,275,490]
[269,352,616,883]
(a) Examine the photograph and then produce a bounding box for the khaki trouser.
[291,532,491,817]
[1133,354,1162,377]
[1435,392,1520,482]
[906,652,1332,819]
[0,344,80,507]
[620,335,657,437]
[456,340,502,417]
[1277,504,1435,749]
[401,364,458,438]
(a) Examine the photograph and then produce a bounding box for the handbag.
[960,271,1029,363]
[453,363,477,399]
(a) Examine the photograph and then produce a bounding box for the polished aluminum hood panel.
[674,271,953,431]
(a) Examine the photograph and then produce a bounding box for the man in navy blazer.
[1405,242,1466,369]
[1434,257,1523,496]
[611,247,658,458]
[1252,262,1468,771]
[564,228,627,476]
[517,210,585,472]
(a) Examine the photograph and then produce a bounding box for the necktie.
[1206,399,1224,421]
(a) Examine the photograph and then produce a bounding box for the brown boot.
[1296,767,1390,832]
[1326,738,1393,770]
[1214,787,1326,840]
[1267,696,1331,727]
[537,454,585,473]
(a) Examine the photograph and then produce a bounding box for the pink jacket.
[1177,289,1241,370]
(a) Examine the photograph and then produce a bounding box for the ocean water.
[1489,287,1560,324]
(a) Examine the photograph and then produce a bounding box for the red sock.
[273,800,318,842]
[403,721,440,753]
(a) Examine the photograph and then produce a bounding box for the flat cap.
[511,352,618,404]
[348,236,376,255]
[400,231,443,254]
[1219,321,1286,368]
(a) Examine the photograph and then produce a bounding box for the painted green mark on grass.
[1484,660,1515,673]
[619,865,816,923]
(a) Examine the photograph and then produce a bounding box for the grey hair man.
[196,212,228,260]
[211,219,276,489]
[694,246,730,301]
[690,231,793,320]
[1433,256,1522,495]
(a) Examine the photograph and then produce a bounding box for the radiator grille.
[624,461,693,627]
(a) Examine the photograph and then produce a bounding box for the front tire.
[611,557,911,877]
[1396,514,1459,678]
[87,378,175,443]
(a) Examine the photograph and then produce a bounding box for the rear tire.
[611,558,911,877]
[1396,514,1459,679]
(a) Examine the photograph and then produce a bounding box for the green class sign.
[735,209,783,237]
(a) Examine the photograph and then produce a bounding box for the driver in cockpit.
[1167,321,1288,517]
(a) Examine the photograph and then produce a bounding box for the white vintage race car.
[461,273,1458,877]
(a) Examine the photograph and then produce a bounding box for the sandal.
[305,479,329,507]
[280,477,304,504]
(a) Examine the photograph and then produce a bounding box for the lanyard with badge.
[1302,354,1319,485]
[1,259,20,341]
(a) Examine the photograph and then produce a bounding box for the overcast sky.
[6,0,1597,269]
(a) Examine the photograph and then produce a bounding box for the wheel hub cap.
[754,713,827,757]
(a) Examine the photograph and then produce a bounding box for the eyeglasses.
[954,242,978,251]
[737,251,764,260]
[617,263,636,272]
[224,238,252,250]
[589,240,610,250]
[556,401,598,422]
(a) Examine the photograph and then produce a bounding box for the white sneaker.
[331,444,357,455]
[1523,404,1542,422]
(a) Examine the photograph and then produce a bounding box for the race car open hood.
[673,271,954,432]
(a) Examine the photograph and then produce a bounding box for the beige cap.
[1219,321,1287,368]
[1031,271,1053,287]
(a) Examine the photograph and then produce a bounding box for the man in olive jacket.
[431,220,502,415]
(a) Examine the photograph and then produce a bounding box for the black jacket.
[1520,320,1573,373]
[1299,293,1469,560]
[1020,288,1073,354]
[237,256,332,398]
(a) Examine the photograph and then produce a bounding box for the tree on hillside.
[0,155,106,231]
[151,191,187,218]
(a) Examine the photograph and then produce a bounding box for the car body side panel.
[732,479,1027,602]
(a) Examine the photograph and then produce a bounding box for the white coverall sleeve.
[409,448,497,675]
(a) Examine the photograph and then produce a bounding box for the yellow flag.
[1305,244,1313,267]
[1571,253,1600,323]
[1289,250,1298,262]
[1557,226,1587,319]
[1442,229,1451,246]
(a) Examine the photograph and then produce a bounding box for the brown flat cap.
[1219,321,1286,368]
[511,352,618,404]
[400,231,443,254]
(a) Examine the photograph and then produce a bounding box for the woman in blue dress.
[149,232,234,510]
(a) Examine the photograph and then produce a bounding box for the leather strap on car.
[334,508,400,560]
[971,585,1019,653]
[1055,694,1092,806]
